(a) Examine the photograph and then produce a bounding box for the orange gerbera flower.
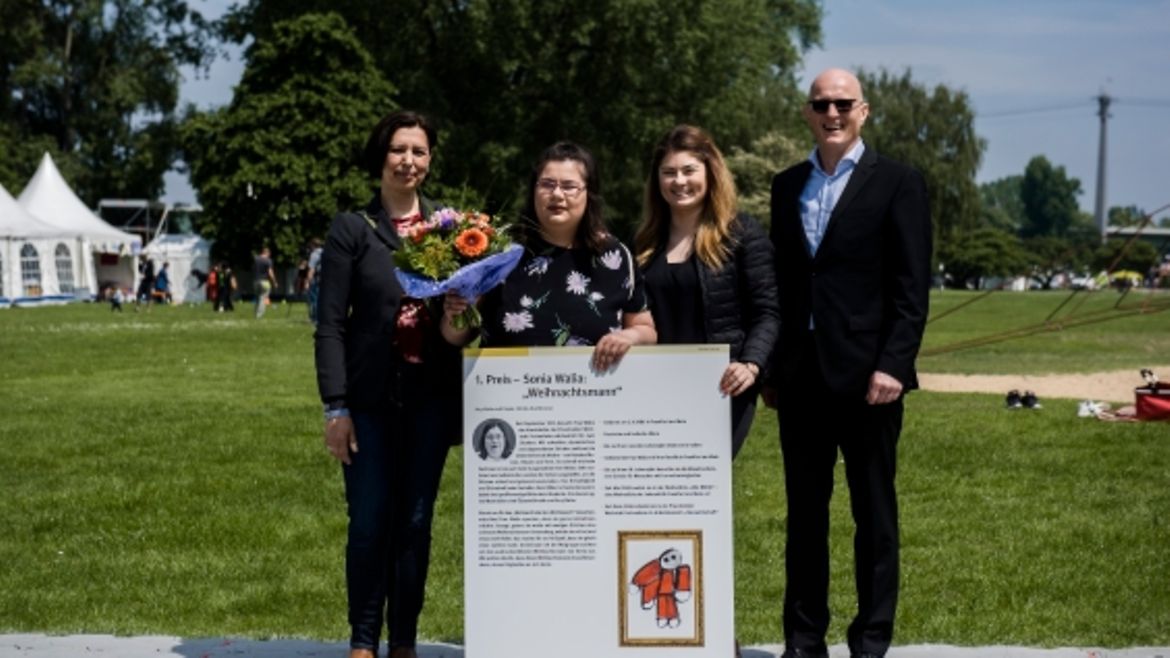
[454,227,489,258]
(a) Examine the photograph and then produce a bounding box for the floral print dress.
[479,235,648,347]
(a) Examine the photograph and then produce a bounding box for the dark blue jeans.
[344,396,449,651]
[307,281,320,324]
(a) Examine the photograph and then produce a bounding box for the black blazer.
[768,147,932,396]
[314,195,462,417]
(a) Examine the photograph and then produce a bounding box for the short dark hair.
[475,419,516,459]
[362,110,438,179]
[520,141,608,253]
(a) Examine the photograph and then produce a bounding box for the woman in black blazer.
[633,124,779,458]
[314,110,460,658]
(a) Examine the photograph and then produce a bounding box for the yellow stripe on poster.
[463,347,534,358]
[463,344,728,358]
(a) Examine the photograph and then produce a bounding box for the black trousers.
[730,387,758,459]
[777,332,902,657]
[343,363,450,652]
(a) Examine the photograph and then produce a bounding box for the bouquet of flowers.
[393,207,523,329]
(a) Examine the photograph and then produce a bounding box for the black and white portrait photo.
[472,418,516,461]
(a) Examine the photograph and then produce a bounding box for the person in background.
[307,237,324,325]
[135,258,155,310]
[633,124,779,459]
[215,262,236,312]
[314,110,461,658]
[295,256,310,296]
[253,247,276,318]
[441,141,656,372]
[207,264,219,305]
[763,68,932,658]
[153,261,171,304]
[108,286,124,312]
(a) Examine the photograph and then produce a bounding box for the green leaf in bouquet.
[412,234,459,279]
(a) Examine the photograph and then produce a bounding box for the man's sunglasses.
[807,98,860,114]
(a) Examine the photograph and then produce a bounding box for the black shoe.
[781,649,829,658]
[1021,390,1041,409]
[1005,389,1022,409]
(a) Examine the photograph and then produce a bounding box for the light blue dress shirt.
[799,139,866,255]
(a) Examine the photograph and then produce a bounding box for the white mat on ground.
[2,636,1167,658]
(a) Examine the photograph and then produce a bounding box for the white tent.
[142,233,212,303]
[18,153,141,298]
[0,182,82,307]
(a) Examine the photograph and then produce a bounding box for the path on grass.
[918,365,1170,403]
[1,635,1168,658]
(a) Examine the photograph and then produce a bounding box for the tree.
[0,0,212,203]
[979,175,1025,233]
[978,169,1099,287]
[1019,155,1083,237]
[1091,238,1160,275]
[725,131,805,224]
[217,0,823,238]
[181,13,395,265]
[937,227,1026,289]
[1020,235,1095,289]
[0,123,56,193]
[1107,205,1147,228]
[857,69,985,241]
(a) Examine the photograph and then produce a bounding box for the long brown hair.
[634,124,738,269]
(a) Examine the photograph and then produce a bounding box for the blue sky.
[164,0,1170,220]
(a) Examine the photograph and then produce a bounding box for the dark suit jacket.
[314,195,462,419]
[768,146,932,396]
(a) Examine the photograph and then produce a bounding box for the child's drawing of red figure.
[630,548,692,628]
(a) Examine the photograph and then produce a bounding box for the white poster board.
[463,345,734,658]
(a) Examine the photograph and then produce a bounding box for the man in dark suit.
[762,68,932,658]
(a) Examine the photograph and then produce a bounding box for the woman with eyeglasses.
[315,110,461,658]
[442,141,655,369]
[633,124,779,458]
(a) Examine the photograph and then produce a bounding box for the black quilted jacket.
[644,214,780,367]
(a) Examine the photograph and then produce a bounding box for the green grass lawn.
[0,296,1167,647]
[921,289,1170,375]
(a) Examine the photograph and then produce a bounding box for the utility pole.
[1094,93,1112,244]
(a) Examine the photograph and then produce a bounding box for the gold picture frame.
[617,530,704,647]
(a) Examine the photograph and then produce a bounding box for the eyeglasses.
[807,98,860,114]
[536,178,585,198]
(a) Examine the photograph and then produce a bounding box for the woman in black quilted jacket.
[633,124,780,458]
